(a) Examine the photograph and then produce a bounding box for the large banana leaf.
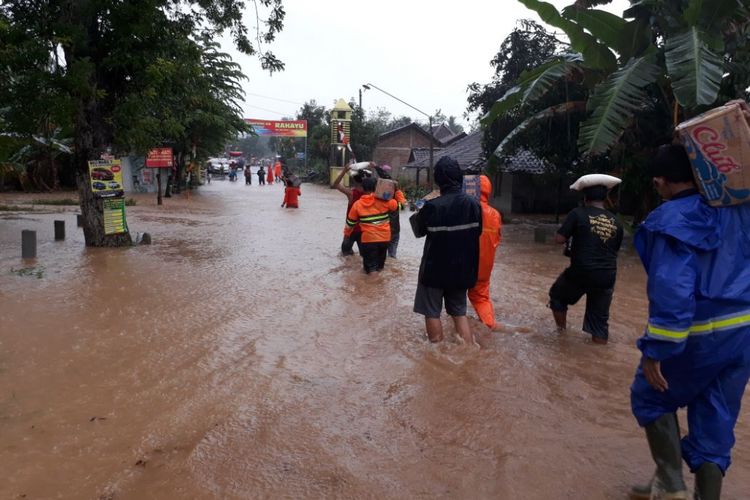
[482,53,583,125]
[494,101,587,157]
[561,7,627,52]
[518,0,617,71]
[684,0,742,28]
[665,28,724,108]
[578,56,661,155]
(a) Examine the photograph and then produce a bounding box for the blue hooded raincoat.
[630,192,750,473]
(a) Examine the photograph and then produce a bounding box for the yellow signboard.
[88,159,124,198]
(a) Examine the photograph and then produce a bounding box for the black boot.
[694,463,722,500]
[629,413,687,499]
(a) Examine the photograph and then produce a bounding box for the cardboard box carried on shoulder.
[375,178,396,201]
[289,175,301,187]
[462,175,481,201]
[676,102,750,206]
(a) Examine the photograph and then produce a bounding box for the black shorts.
[549,268,615,340]
[413,283,468,318]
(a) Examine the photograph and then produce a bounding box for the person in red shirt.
[468,175,502,329]
[267,160,275,185]
[281,179,301,208]
[344,177,398,273]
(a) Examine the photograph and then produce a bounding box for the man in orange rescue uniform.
[468,175,502,329]
[344,177,398,273]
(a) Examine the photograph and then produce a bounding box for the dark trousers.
[360,241,388,273]
[341,231,361,256]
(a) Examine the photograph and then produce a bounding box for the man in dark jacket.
[412,156,482,345]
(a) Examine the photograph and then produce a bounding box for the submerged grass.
[0,205,30,211]
[30,198,78,206]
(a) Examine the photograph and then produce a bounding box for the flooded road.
[1,180,748,499]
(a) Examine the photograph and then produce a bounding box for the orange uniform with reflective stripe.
[344,194,398,243]
[469,175,502,328]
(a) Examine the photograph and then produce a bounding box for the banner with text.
[146,147,173,168]
[103,198,128,235]
[245,119,307,138]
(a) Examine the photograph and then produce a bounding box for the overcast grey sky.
[222,0,629,128]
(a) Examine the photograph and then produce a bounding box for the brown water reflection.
[1,181,748,499]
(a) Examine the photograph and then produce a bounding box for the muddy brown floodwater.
[0,180,748,499]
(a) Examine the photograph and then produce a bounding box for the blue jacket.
[634,192,750,361]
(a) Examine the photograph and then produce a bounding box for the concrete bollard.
[22,230,37,258]
[77,214,83,227]
[54,220,65,240]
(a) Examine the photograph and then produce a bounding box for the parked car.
[91,167,114,180]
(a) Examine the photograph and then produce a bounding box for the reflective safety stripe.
[647,324,690,342]
[360,213,389,223]
[346,218,357,227]
[426,222,480,233]
[647,308,750,342]
[690,311,750,335]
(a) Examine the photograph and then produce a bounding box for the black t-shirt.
[558,206,623,272]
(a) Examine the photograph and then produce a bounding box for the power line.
[244,104,294,117]
[245,92,305,106]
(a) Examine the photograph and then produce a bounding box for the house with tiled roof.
[496,149,579,214]
[372,123,442,180]
[403,130,484,186]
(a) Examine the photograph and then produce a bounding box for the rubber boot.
[694,463,722,500]
[629,413,688,499]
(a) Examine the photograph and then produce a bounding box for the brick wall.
[373,129,435,180]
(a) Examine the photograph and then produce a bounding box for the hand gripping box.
[375,178,396,201]
[676,103,750,206]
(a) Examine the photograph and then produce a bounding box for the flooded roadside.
[1,181,748,499]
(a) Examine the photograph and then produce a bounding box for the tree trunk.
[72,73,131,246]
[157,171,163,205]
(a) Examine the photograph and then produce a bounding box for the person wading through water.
[549,175,623,345]
[468,174,502,330]
[334,162,373,256]
[628,143,750,500]
[411,156,482,346]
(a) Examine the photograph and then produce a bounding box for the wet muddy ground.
[1,180,748,499]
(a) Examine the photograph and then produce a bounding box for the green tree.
[484,0,750,218]
[0,0,285,246]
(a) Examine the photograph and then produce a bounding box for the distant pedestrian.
[244,166,252,185]
[257,166,266,185]
[281,178,301,208]
[267,161,275,185]
[412,156,482,346]
[274,160,283,183]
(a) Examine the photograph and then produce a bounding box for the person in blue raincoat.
[629,144,750,500]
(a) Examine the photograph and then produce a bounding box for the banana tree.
[486,0,749,158]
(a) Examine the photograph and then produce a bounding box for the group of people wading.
[332,137,750,499]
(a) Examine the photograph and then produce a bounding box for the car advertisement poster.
[102,198,128,235]
[88,159,124,198]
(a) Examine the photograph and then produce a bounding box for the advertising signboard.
[103,198,128,235]
[88,159,124,198]
[244,119,308,138]
[146,147,173,168]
